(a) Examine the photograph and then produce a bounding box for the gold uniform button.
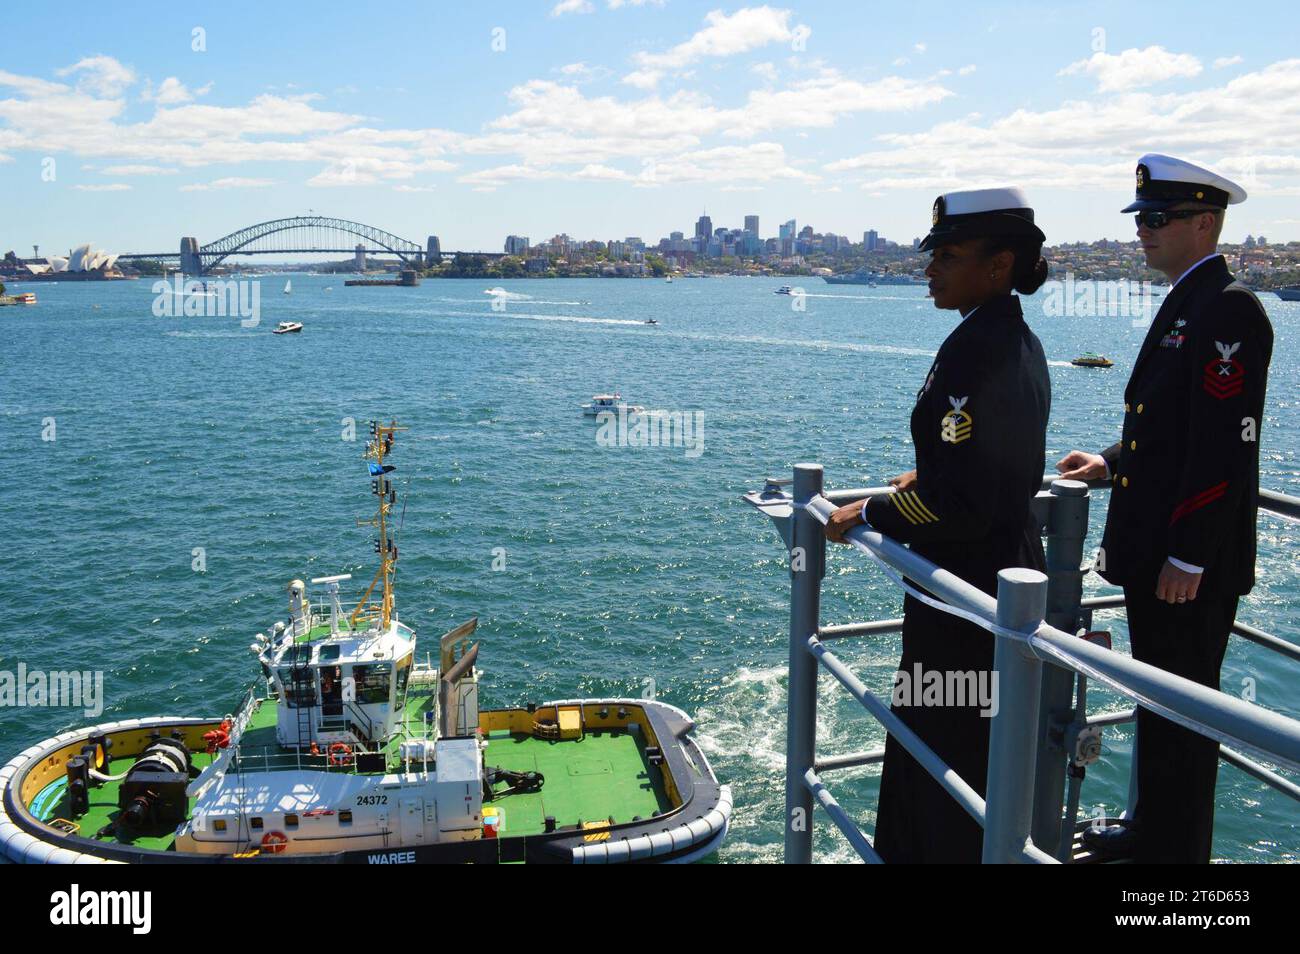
[1136,403,1144,414]
[1121,476,1129,487]
[1130,440,1137,451]
[1124,403,1131,412]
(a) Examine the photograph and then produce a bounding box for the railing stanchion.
[983,568,1048,863]
[1032,479,1089,854]
[786,463,824,864]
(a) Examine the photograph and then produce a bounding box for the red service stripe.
[1170,481,1228,524]
[1203,379,1244,399]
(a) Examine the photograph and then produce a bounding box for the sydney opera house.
[2,244,128,281]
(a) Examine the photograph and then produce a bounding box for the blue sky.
[2,1,1298,257]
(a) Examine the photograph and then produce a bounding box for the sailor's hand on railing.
[889,469,918,492]
[825,502,866,544]
[1056,450,1107,481]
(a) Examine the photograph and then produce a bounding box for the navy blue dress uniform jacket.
[1099,256,1273,594]
[863,293,1051,863]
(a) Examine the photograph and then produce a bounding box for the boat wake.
[438,309,645,327]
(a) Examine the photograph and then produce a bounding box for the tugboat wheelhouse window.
[278,667,319,708]
[353,663,392,704]
[394,655,412,711]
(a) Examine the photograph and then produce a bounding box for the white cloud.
[826,59,1300,200]
[0,70,69,97]
[56,56,136,97]
[1059,45,1202,92]
[489,73,950,148]
[100,164,178,175]
[147,77,207,105]
[1214,55,1244,69]
[621,69,664,90]
[180,177,275,191]
[308,156,454,187]
[553,0,661,13]
[624,6,808,87]
[958,64,977,76]
[74,183,131,191]
[914,42,927,53]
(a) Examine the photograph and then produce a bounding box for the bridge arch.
[200,215,425,269]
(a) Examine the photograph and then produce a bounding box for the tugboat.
[1070,353,1113,368]
[273,321,303,335]
[0,420,729,864]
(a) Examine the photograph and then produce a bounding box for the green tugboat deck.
[26,688,674,850]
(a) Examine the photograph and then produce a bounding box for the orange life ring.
[261,831,288,854]
[328,742,353,767]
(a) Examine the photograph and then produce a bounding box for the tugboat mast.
[350,419,406,629]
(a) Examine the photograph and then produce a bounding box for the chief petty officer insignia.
[940,395,972,443]
[1204,341,1244,399]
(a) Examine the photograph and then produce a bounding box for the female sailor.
[824,188,1052,863]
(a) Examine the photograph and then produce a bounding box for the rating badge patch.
[940,395,972,444]
[1203,340,1244,400]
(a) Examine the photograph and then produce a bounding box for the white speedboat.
[775,285,794,295]
[273,321,303,335]
[582,393,645,416]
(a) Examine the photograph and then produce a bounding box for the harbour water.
[1,274,1296,862]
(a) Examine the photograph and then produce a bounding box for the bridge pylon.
[180,237,202,276]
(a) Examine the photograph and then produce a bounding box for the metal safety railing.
[746,465,1300,864]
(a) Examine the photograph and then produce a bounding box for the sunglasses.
[1134,209,1212,230]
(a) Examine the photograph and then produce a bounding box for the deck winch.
[117,738,193,830]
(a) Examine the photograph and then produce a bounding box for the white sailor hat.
[1121,153,1247,213]
[920,186,1046,252]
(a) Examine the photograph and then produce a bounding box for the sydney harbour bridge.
[114,215,503,275]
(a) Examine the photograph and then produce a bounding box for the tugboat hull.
[0,699,729,865]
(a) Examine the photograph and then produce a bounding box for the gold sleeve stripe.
[890,493,920,524]
[892,491,938,525]
[910,494,939,523]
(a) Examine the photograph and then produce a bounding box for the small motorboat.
[644,318,659,325]
[775,285,794,295]
[582,393,645,416]
[273,321,303,335]
[1071,353,1113,368]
